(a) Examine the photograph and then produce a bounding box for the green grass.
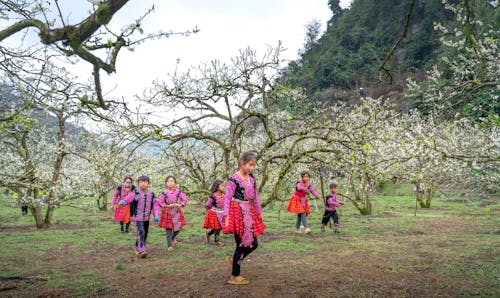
[0,188,498,296]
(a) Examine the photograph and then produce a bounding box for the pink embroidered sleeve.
[157,192,166,208]
[123,192,135,205]
[179,192,188,206]
[205,196,213,208]
[110,189,120,205]
[223,180,236,216]
[309,185,322,199]
[328,197,339,207]
[252,182,263,214]
[295,182,307,192]
[152,193,159,218]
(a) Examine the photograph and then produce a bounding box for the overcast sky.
[4,0,353,101]
[89,1,352,100]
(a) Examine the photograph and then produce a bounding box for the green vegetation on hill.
[281,0,444,92]
[279,0,499,117]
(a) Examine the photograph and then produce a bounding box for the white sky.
[68,0,351,100]
[2,0,352,101]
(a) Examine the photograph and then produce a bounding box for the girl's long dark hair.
[123,176,133,183]
[210,179,224,194]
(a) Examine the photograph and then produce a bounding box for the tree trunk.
[44,205,56,226]
[350,188,372,215]
[361,190,372,215]
[419,185,436,208]
[43,107,67,227]
[97,193,107,211]
[30,205,44,228]
[350,174,372,215]
[29,190,45,228]
[223,148,231,178]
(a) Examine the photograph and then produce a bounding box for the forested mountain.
[279,0,499,111]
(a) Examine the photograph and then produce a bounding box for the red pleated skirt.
[158,207,187,230]
[222,200,265,237]
[287,194,310,215]
[203,209,221,230]
[114,205,130,223]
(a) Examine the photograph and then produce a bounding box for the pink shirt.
[325,193,343,211]
[156,188,188,208]
[223,173,263,216]
[295,181,321,199]
[205,192,224,209]
[294,181,321,208]
[123,189,159,221]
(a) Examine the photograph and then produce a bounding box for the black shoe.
[125,229,130,233]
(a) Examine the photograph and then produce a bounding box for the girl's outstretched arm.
[309,185,322,200]
[121,191,135,205]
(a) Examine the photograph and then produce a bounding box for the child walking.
[287,171,322,234]
[120,175,159,258]
[223,152,265,285]
[203,179,225,245]
[321,183,344,233]
[111,176,135,233]
[157,176,188,252]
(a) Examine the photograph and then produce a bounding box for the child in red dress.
[203,179,225,245]
[287,171,322,234]
[156,176,188,252]
[111,176,135,233]
[223,152,265,285]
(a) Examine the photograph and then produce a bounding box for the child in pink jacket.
[120,175,159,258]
[156,176,188,252]
[321,183,344,233]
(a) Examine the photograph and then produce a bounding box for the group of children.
[111,175,188,257]
[110,151,343,285]
[287,171,344,234]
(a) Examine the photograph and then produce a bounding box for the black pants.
[135,221,149,252]
[322,210,339,226]
[208,229,221,242]
[21,204,28,215]
[120,221,130,231]
[232,235,258,276]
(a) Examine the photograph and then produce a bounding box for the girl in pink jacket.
[156,176,188,252]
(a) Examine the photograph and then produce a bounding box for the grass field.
[0,186,498,297]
